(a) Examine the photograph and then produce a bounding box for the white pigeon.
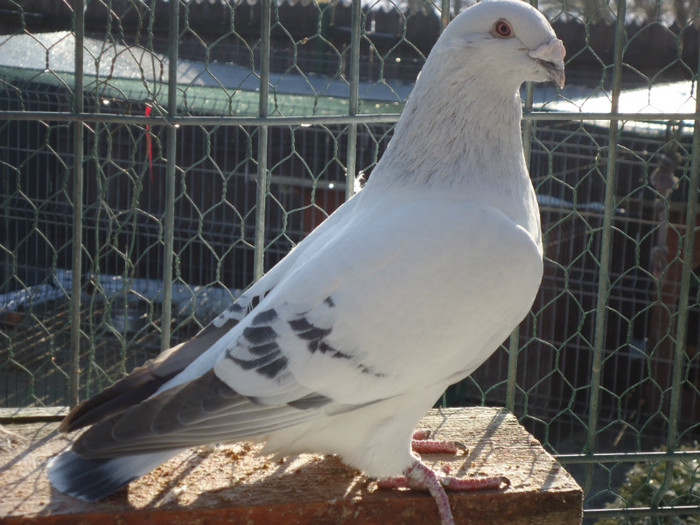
[48,1,564,523]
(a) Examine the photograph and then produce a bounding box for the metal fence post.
[440,0,450,30]
[583,0,627,495]
[669,73,700,444]
[254,0,271,281]
[344,0,362,200]
[160,0,180,353]
[655,23,700,507]
[69,0,86,408]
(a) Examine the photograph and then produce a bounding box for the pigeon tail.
[47,449,178,502]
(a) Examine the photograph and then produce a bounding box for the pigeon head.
[357,0,565,187]
[435,0,565,90]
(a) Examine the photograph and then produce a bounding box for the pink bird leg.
[412,439,467,454]
[377,430,510,524]
[377,461,508,525]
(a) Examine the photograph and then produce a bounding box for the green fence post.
[161,0,180,353]
[654,22,700,509]
[583,0,627,496]
[344,0,362,201]
[254,0,271,282]
[69,0,85,408]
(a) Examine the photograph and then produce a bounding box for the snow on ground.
[0,268,239,323]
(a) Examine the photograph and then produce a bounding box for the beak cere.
[529,38,566,88]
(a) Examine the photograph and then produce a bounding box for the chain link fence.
[2,0,700,521]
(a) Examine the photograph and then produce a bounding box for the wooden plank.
[0,407,68,423]
[0,407,583,524]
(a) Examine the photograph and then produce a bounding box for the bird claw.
[453,440,468,453]
[412,429,432,440]
[411,432,469,455]
[377,461,511,525]
[440,474,510,491]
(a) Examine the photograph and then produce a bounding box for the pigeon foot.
[378,461,509,524]
[378,435,510,525]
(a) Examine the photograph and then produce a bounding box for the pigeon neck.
[369,55,528,191]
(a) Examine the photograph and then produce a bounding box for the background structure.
[1,0,700,521]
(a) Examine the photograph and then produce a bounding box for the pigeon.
[48,1,564,523]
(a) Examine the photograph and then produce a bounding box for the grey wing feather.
[59,289,268,433]
[72,369,328,458]
[59,195,360,434]
[59,317,241,433]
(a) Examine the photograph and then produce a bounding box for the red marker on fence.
[145,104,153,181]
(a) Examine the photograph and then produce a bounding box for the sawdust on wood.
[0,407,583,524]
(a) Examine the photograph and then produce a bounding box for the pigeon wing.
[58,194,363,434]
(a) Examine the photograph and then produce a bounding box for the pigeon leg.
[377,460,510,525]
[405,460,455,525]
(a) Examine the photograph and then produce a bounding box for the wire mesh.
[1,0,700,520]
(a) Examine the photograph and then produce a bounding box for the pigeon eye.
[493,20,513,38]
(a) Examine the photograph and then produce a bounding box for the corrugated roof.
[161,0,683,24]
[165,0,444,13]
[0,31,406,116]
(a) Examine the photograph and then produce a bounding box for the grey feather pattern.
[59,286,272,433]
[73,369,324,458]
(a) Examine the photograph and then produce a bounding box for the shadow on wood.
[0,407,583,524]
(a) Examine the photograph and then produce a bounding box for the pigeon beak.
[529,38,566,88]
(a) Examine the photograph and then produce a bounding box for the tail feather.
[47,449,178,502]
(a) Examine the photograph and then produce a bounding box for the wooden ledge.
[0,407,583,524]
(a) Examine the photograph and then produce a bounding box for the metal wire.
[2,110,700,125]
